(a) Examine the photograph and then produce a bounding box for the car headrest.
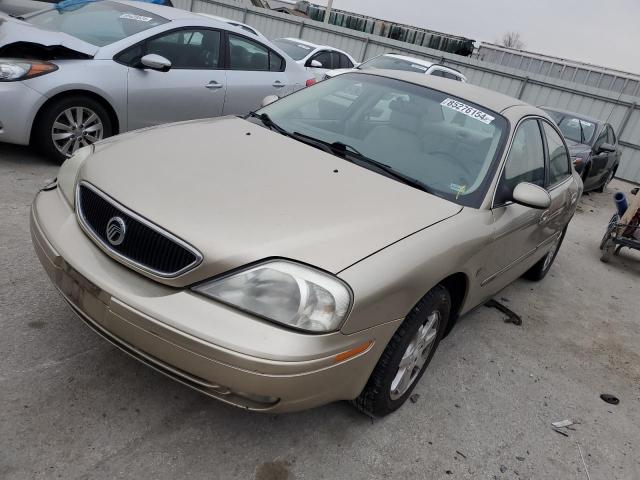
[389,98,422,133]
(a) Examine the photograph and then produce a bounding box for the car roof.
[539,106,603,125]
[279,37,350,55]
[196,13,259,33]
[352,70,530,113]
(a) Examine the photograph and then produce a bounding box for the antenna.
[604,84,626,126]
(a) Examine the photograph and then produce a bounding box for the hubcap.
[51,107,103,157]
[543,236,561,271]
[390,311,440,400]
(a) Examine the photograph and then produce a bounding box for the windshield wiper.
[247,111,291,137]
[297,134,433,194]
[578,120,585,143]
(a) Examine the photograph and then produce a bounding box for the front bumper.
[31,187,400,412]
[0,82,46,145]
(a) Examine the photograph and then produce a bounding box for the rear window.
[27,1,168,47]
[273,39,312,61]
[360,55,431,74]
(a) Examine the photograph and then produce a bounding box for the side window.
[330,51,342,70]
[340,53,354,69]
[607,125,617,144]
[543,122,571,186]
[430,69,445,77]
[499,119,545,201]
[145,29,221,69]
[228,34,269,71]
[594,127,607,149]
[269,51,284,72]
[311,51,332,69]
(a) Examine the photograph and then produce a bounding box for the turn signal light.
[335,341,373,363]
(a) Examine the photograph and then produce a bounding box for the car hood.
[0,13,97,57]
[81,117,463,286]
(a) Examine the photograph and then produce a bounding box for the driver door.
[124,28,226,130]
[481,118,548,294]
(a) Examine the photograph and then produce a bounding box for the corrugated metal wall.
[173,0,640,183]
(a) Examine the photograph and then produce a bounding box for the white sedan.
[273,37,357,81]
[324,53,467,82]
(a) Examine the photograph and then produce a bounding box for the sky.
[312,0,640,75]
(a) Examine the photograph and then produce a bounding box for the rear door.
[589,125,610,185]
[124,28,226,130]
[540,120,579,241]
[222,32,289,115]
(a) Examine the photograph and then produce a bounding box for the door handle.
[272,81,286,88]
[205,81,223,90]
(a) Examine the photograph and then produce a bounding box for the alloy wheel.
[390,311,440,400]
[51,107,104,157]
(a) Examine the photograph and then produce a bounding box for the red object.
[306,78,316,87]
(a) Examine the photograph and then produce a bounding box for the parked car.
[196,13,266,39]
[0,0,313,162]
[324,53,467,82]
[542,107,621,193]
[32,70,581,416]
[0,0,173,17]
[272,37,357,81]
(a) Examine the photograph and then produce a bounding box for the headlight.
[192,260,352,333]
[58,145,93,208]
[0,59,58,81]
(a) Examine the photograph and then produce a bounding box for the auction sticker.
[441,98,495,124]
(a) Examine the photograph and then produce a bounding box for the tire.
[33,95,113,164]
[523,226,567,281]
[600,238,615,263]
[352,285,451,417]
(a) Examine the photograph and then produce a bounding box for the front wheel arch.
[30,89,120,145]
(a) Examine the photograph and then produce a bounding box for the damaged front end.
[0,41,93,61]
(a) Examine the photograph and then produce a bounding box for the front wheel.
[523,227,567,281]
[352,285,451,417]
[34,95,112,164]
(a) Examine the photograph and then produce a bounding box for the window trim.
[540,118,572,189]
[225,31,286,72]
[491,115,548,209]
[114,26,225,71]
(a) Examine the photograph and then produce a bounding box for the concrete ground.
[1,142,639,480]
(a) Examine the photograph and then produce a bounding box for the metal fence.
[174,0,640,184]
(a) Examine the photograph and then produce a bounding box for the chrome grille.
[76,182,202,278]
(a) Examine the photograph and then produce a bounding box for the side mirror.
[512,182,551,209]
[596,142,616,154]
[261,95,279,107]
[140,54,171,72]
[309,59,323,68]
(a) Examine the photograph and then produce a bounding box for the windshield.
[273,39,313,61]
[258,74,508,207]
[544,109,598,145]
[360,55,431,74]
[27,1,168,47]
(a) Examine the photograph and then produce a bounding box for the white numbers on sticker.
[120,13,152,22]
[441,98,495,124]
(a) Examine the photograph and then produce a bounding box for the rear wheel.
[34,95,112,164]
[352,285,450,417]
[523,227,567,281]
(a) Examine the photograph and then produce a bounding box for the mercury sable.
[31,71,581,416]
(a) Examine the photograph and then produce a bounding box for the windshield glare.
[259,74,507,206]
[27,1,168,47]
[544,110,597,144]
[273,39,312,61]
[360,56,431,74]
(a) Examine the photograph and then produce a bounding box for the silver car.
[31,71,582,416]
[0,0,313,162]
